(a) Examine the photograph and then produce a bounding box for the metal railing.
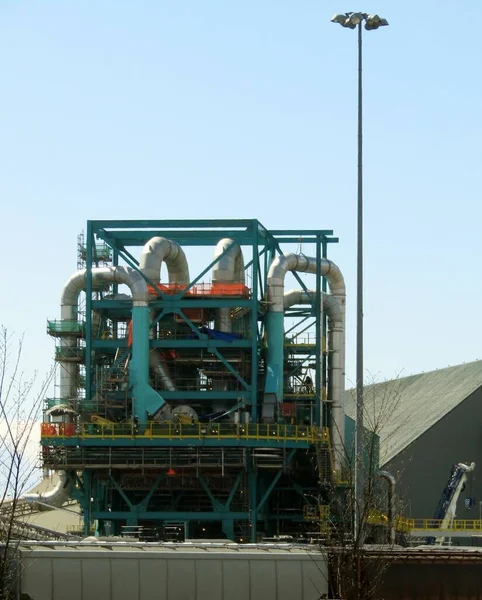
[407,518,482,532]
[147,282,250,297]
[41,422,330,444]
[47,320,85,336]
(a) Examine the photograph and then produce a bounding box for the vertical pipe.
[249,455,257,542]
[130,305,152,421]
[356,20,365,525]
[378,471,396,545]
[251,223,259,422]
[322,240,328,427]
[315,238,322,427]
[85,221,93,402]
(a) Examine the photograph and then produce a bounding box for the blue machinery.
[427,462,475,545]
[41,219,347,541]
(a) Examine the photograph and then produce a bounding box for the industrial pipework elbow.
[139,237,190,285]
[379,470,397,545]
[23,471,71,510]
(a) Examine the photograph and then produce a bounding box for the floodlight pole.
[331,11,388,539]
[355,17,364,539]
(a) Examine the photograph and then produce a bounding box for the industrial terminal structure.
[33,219,349,541]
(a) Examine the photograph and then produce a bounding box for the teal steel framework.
[43,219,339,542]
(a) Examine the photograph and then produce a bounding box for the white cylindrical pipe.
[283,290,345,473]
[139,237,190,391]
[379,470,397,545]
[23,471,71,509]
[212,238,245,333]
[265,253,345,467]
[59,266,149,401]
[139,237,190,286]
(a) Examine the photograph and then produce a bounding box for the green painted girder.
[41,437,316,449]
[149,299,258,309]
[92,511,249,521]
[273,237,339,243]
[150,340,253,349]
[98,231,258,247]
[91,219,257,229]
[90,339,254,349]
[269,229,334,236]
[148,391,248,400]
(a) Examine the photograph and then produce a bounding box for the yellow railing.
[41,422,331,444]
[407,518,482,532]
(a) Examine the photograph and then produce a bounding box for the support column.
[248,453,258,542]
[130,304,166,424]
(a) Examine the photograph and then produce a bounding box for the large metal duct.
[210,239,246,413]
[149,350,176,391]
[60,266,148,401]
[139,237,190,286]
[212,238,245,332]
[283,290,345,473]
[59,266,167,421]
[379,470,396,545]
[264,254,346,453]
[139,237,190,394]
[24,471,71,509]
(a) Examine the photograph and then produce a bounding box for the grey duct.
[139,237,190,286]
[139,237,190,392]
[211,239,246,413]
[59,266,149,400]
[267,254,346,468]
[23,472,71,509]
[149,350,176,391]
[283,290,345,473]
[379,470,396,545]
[212,238,245,332]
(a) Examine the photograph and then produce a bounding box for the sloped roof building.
[345,360,482,520]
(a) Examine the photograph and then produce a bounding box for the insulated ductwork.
[149,350,176,391]
[212,238,245,332]
[58,266,167,422]
[23,471,71,509]
[60,266,149,401]
[264,253,346,463]
[139,237,190,286]
[139,237,190,395]
[379,471,396,545]
[283,290,345,473]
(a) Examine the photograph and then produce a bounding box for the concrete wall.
[379,562,482,599]
[19,546,328,600]
[386,386,482,521]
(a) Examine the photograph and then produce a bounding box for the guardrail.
[407,518,482,532]
[41,422,330,444]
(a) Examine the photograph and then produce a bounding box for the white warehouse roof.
[345,360,482,465]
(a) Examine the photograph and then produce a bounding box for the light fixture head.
[365,14,389,30]
[346,12,365,26]
[331,13,350,25]
[331,12,358,28]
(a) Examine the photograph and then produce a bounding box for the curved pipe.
[212,238,245,285]
[268,253,345,312]
[283,290,345,473]
[60,266,149,400]
[379,470,396,545]
[264,254,346,426]
[24,472,71,509]
[149,350,176,392]
[139,237,190,286]
[139,237,190,394]
[212,239,245,332]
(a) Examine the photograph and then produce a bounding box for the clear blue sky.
[1,0,481,389]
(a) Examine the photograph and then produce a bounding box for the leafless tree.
[0,327,53,599]
[319,374,410,600]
